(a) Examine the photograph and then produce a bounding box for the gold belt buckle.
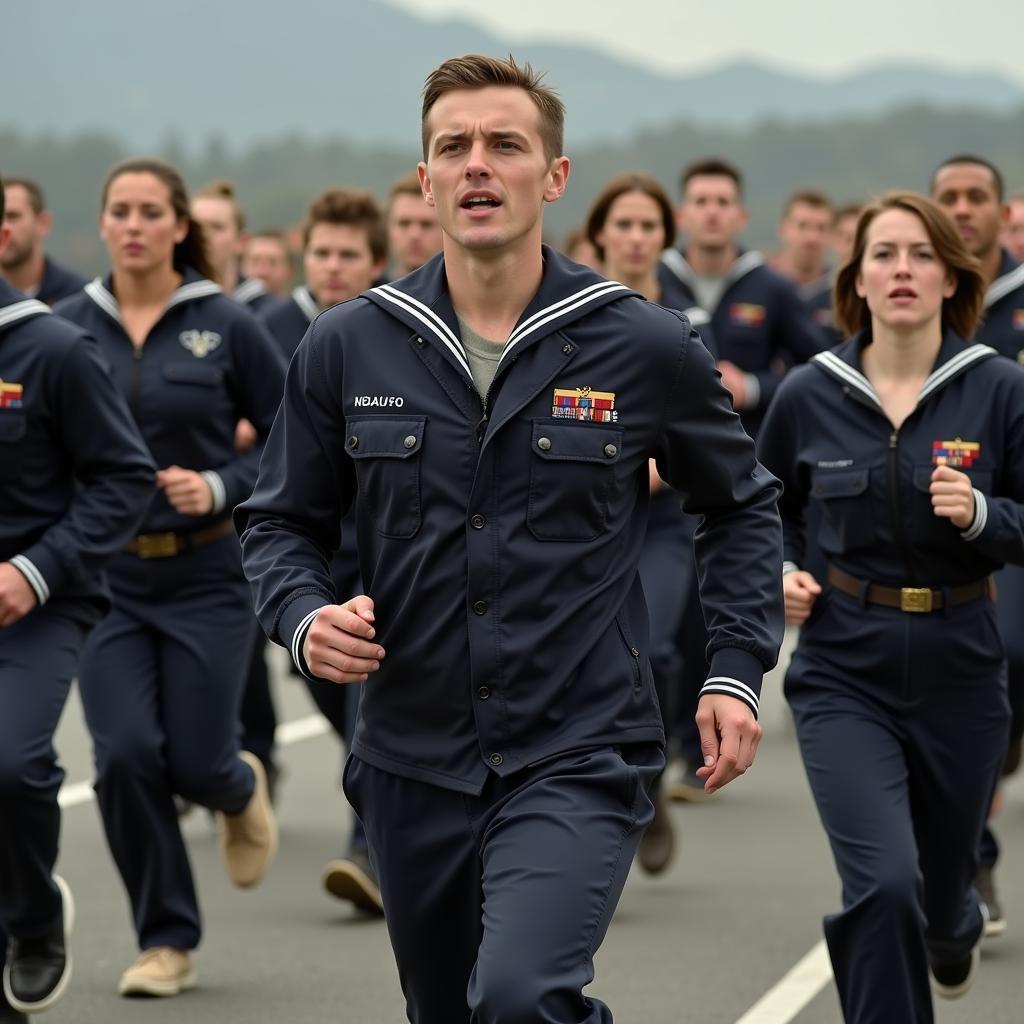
[136,532,180,559]
[900,587,933,613]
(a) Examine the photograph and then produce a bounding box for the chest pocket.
[0,413,27,482]
[810,466,876,552]
[162,361,227,420]
[527,420,623,542]
[912,465,993,540]
[346,415,427,539]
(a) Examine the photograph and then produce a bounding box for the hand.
[0,562,38,628]
[235,418,258,454]
[302,595,386,685]
[783,570,822,625]
[717,360,748,409]
[157,465,214,516]
[695,693,763,795]
[930,464,975,530]
[648,459,666,495]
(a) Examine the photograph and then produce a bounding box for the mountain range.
[4,0,1023,150]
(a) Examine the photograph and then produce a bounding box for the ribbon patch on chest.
[552,387,617,422]
[729,302,766,327]
[0,378,24,409]
[179,330,222,358]
[932,439,980,467]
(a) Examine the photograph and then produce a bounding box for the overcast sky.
[390,0,1024,82]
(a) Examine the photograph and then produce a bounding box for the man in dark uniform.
[0,177,156,1018]
[0,179,87,306]
[932,153,1024,938]
[386,171,443,280]
[238,54,784,1023]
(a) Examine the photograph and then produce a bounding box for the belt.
[827,564,995,613]
[125,520,235,559]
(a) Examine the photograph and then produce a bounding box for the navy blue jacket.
[260,286,319,362]
[36,256,89,307]
[976,250,1024,363]
[758,330,1024,588]
[0,279,155,617]
[55,270,286,534]
[237,247,784,794]
[659,249,828,434]
[231,275,275,316]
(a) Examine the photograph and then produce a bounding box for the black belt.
[827,564,995,613]
[125,520,234,559]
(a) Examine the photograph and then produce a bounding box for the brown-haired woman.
[54,157,287,998]
[757,191,1024,1022]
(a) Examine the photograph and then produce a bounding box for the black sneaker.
[2,875,74,1014]
[975,865,1007,938]
[929,906,985,1000]
[322,849,384,916]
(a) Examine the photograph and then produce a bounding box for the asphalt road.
[34,644,1024,1023]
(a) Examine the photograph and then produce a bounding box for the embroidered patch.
[179,330,222,358]
[1013,309,1024,331]
[729,302,766,327]
[932,439,980,468]
[552,386,617,422]
[0,378,24,409]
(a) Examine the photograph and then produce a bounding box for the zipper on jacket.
[129,346,143,418]
[887,428,915,583]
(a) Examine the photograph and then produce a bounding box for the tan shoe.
[637,788,677,875]
[217,751,278,887]
[118,948,196,997]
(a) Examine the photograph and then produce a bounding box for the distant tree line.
[3,103,1023,276]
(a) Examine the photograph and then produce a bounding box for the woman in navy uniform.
[758,191,1024,1023]
[55,158,286,998]
[0,178,155,1019]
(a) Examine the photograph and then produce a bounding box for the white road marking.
[57,713,332,809]
[733,940,833,1024]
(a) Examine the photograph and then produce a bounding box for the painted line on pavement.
[57,713,332,810]
[733,940,832,1024]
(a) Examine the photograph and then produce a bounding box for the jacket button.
[473,600,488,615]
[471,514,486,529]
[604,443,618,458]
[562,343,573,354]
[477,686,490,700]
[348,436,359,450]
[489,753,503,766]
[415,336,425,347]
[404,435,417,449]
[537,436,552,451]
[629,647,640,658]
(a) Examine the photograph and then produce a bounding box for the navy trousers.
[345,744,662,1024]
[0,606,87,968]
[786,588,1008,1024]
[240,636,278,774]
[77,537,256,951]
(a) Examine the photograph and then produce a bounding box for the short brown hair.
[832,202,862,228]
[834,191,985,340]
[680,158,743,199]
[302,187,387,262]
[421,54,565,164]
[3,177,45,214]
[781,189,832,218]
[387,171,425,211]
[195,179,246,233]
[585,173,676,262]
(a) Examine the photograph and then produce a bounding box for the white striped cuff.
[960,490,988,542]
[743,372,761,410]
[699,676,760,718]
[290,607,323,680]
[783,560,801,576]
[10,555,50,605]
[200,471,228,515]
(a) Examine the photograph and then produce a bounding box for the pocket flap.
[345,415,427,459]
[811,466,869,498]
[531,420,623,463]
[0,413,27,442]
[162,362,224,386]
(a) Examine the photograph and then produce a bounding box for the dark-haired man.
[238,55,783,1023]
[932,153,1024,940]
[1,180,87,306]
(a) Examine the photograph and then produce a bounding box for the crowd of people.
[1,52,1023,1024]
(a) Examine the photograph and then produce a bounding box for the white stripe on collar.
[682,305,711,326]
[292,286,320,323]
[233,278,267,305]
[0,299,52,330]
[812,351,880,406]
[985,262,1024,309]
[85,277,220,322]
[370,284,472,379]
[659,248,764,294]
[917,344,996,403]
[660,248,693,288]
[499,281,629,362]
